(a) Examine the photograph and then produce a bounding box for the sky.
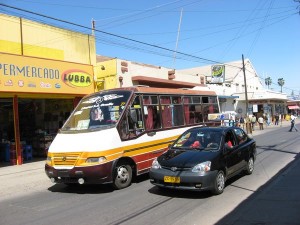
[1,0,300,95]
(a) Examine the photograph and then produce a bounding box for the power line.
[1,3,299,94]
[0,3,228,66]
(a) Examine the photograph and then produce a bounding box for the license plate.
[57,170,70,177]
[164,176,180,183]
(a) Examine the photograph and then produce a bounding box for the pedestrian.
[266,114,271,126]
[239,116,245,129]
[235,116,240,127]
[251,115,257,131]
[258,115,264,130]
[275,114,279,125]
[220,113,225,126]
[289,114,298,132]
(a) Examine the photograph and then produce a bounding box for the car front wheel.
[211,170,225,195]
[245,157,254,175]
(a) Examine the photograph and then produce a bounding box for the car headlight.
[86,156,106,164]
[151,158,161,169]
[192,161,211,174]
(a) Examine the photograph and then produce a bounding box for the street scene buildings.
[0,13,299,165]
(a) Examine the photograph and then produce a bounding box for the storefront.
[0,52,95,165]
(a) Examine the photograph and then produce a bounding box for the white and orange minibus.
[45,86,220,189]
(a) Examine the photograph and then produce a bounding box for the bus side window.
[153,107,161,129]
[118,114,130,140]
[127,95,145,137]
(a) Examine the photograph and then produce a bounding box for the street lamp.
[278,78,285,93]
[265,77,272,89]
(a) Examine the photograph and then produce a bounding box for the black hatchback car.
[149,126,256,195]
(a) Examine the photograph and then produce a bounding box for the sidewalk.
[246,119,291,137]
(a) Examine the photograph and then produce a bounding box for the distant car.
[149,126,256,195]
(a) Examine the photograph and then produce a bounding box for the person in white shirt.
[258,116,264,130]
[289,114,298,132]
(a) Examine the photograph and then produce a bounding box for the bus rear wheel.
[113,163,132,189]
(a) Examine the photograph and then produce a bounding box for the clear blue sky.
[1,0,300,95]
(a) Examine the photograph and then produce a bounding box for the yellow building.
[0,14,96,165]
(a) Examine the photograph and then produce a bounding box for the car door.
[224,130,241,176]
[233,128,250,169]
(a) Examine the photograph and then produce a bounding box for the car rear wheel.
[113,163,132,190]
[245,157,254,175]
[211,170,225,195]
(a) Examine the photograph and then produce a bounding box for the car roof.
[187,126,239,133]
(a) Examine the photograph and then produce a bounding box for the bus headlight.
[46,156,52,164]
[86,156,106,164]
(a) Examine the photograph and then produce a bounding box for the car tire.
[245,156,254,175]
[211,170,225,195]
[113,163,132,190]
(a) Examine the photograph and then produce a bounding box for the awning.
[288,105,300,110]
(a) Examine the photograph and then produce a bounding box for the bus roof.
[97,86,217,96]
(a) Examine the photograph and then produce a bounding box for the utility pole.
[173,8,183,68]
[242,55,251,134]
[242,54,249,115]
[91,19,95,35]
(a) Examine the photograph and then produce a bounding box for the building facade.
[179,59,288,120]
[94,55,207,91]
[0,14,96,165]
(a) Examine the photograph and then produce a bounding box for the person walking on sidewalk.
[258,115,264,130]
[251,115,257,131]
[275,114,279,125]
[239,116,245,129]
[289,114,298,132]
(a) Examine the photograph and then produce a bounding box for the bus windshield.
[61,90,132,132]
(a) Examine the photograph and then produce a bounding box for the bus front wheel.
[113,163,132,189]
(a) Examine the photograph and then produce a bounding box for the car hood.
[158,149,219,168]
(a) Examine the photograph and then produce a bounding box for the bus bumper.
[45,161,114,185]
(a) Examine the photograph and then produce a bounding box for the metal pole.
[173,8,183,67]
[242,55,251,134]
[242,54,249,115]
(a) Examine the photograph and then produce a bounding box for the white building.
[179,59,287,119]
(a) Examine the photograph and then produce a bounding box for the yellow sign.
[0,53,94,95]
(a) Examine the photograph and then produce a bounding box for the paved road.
[0,120,299,225]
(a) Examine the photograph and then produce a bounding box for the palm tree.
[265,77,272,89]
[278,78,285,93]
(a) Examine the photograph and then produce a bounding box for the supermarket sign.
[0,53,94,95]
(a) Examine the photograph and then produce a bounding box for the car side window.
[225,131,236,148]
[233,128,247,144]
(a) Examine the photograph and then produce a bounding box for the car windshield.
[61,90,132,132]
[173,129,222,150]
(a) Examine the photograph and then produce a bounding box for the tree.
[265,77,272,89]
[278,78,285,93]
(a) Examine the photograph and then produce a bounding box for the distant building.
[178,59,288,118]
